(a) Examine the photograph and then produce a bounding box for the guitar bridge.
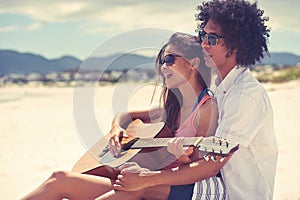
[99,145,109,157]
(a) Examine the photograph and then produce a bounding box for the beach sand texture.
[0,80,299,199]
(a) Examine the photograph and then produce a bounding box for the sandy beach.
[0,80,299,199]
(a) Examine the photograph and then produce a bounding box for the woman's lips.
[163,72,172,79]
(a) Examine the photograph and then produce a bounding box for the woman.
[21,32,221,200]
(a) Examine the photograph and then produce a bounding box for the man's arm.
[113,154,232,191]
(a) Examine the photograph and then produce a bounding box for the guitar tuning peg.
[204,154,209,162]
[210,155,217,162]
[220,157,225,163]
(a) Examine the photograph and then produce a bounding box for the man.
[193,0,278,198]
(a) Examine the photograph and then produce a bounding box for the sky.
[1,0,300,60]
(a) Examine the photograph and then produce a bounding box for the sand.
[0,80,299,199]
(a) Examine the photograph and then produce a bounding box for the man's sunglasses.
[199,30,224,46]
[161,54,182,66]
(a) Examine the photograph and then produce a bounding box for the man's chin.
[204,58,215,68]
[205,62,216,69]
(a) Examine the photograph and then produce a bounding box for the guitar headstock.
[196,136,239,157]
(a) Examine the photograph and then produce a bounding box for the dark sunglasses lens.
[199,30,206,43]
[199,30,218,46]
[164,54,175,66]
[207,35,218,46]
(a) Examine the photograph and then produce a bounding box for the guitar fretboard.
[130,136,236,156]
[131,137,203,148]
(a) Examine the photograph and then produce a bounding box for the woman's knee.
[45,170,70,189]
[50,170,69,179]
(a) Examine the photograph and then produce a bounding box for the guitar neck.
[130,137,203,149]
[129,136,238,156]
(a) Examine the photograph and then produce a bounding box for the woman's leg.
[21,170,117,200]
[21,166,170,200]
[95,189,145,200]
[94,185,170,200]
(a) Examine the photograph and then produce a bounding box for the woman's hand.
[113,162,157,191]
[167,137,194,163]
[108,125,127,157]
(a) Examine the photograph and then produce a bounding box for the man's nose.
[201,36,210,48]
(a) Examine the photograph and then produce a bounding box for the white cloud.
[258,0,300,34]
[1,0,299,37]
[0,0,198,35]
[80,2,198,35]
[0,23,43,32]
[0,1,89,22]
[1,0,299,57]
[0,25,19,32]
[26,22,43,31]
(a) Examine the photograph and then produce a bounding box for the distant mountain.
[260,52,300,66]
[0,50,155,75]
[0,50,81,75]
[0,50,299,75]
[79,53,154,72]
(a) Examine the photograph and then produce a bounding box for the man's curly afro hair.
[195,0,270,67]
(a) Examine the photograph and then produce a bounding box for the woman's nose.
[161,63,168,72]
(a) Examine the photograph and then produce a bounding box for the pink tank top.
[175,95,212,137]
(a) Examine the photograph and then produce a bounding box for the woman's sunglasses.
[199,30,224,46]
[161,54,182,66]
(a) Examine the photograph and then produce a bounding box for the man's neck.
[218,57,237,80]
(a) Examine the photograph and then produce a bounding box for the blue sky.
[1,0,300,60]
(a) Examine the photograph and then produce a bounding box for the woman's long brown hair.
[153,32,210,135]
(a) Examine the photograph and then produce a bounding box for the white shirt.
[213,66,278,199]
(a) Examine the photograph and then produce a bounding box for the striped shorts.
[192,176,226,200]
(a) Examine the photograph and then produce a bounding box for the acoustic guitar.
[72,119,238,175]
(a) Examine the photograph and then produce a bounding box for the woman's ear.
[190,57,200,68]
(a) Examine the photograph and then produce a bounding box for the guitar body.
[72,119,173,174]
[72,119,239,177]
